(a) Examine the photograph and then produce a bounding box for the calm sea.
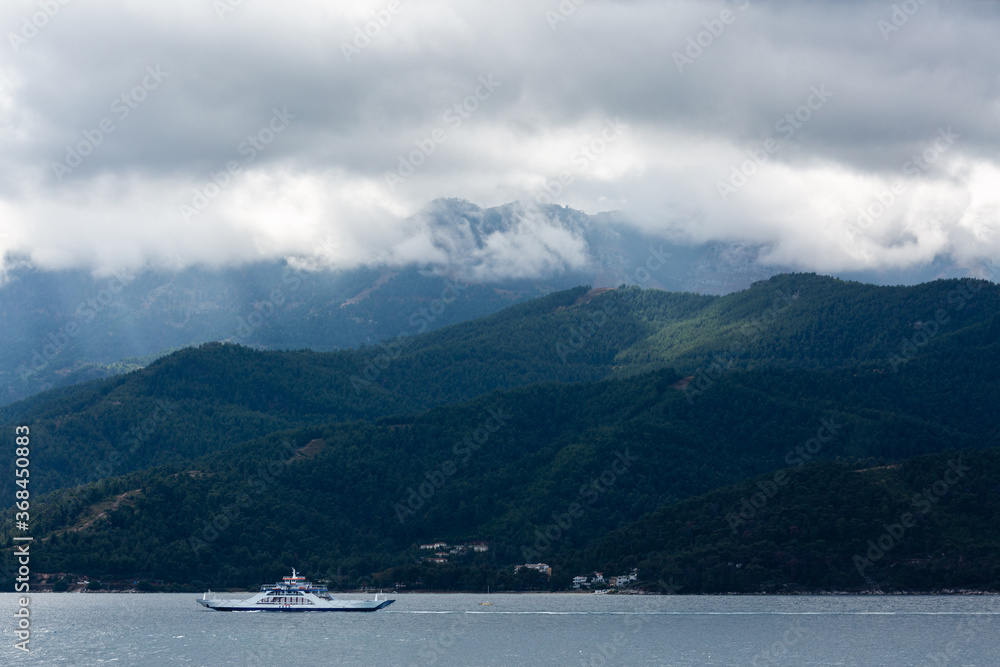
[2,593,998,666]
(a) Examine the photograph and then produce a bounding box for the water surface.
[2,593,998,665]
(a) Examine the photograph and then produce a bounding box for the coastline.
[23,588,1000,596]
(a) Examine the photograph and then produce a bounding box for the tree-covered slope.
[2,274,998,498]
[3,273,1000,592]
[581,447,1000,593]
[9,340,999,590]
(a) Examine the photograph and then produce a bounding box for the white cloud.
[1,0,998,279]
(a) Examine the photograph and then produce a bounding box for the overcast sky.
[1,0,998,280]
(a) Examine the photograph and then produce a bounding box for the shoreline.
[17,588,1000,596]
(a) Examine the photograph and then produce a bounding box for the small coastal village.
[14,541,650,594]
[418,540,491,564]
[569,569,639,590]
[420,541,640,591]
[29,544,641,593]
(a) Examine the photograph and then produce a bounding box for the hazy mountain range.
[0,200,983,408]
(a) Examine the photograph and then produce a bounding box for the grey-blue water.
[2,593,999,666]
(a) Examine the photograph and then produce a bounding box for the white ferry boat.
[197,569,395,612]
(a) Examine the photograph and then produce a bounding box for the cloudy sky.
[1,0,998,280]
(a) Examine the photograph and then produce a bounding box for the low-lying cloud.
[1,0,998,282]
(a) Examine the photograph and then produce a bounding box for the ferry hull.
[197,598,394,612]
[197,569,393,612]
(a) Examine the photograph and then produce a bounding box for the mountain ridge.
[3,273,1000,592]
[3,199,988,407]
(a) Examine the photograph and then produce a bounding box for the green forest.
[2,274,999,593]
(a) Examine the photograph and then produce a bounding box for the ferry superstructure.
[197,569,394,612]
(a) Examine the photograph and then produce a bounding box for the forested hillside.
[2,274,999,593]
